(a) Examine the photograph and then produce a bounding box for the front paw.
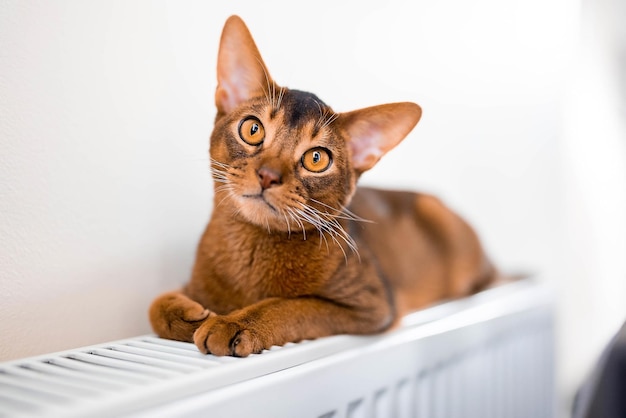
[193,316,266,357]
[149,291,211,342]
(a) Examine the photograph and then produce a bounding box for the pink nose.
[257,167,282,190]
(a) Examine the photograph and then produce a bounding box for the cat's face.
[210,88,355,233]
[209,16,421,234]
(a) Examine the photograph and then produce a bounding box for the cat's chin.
[234,194,295,233]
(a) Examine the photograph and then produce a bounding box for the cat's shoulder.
[352,186,452,221]
[351,186,419,216]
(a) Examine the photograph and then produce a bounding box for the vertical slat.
[414,371,430,418]
[476,349,489,418]
[516,333,530,418]
[539,326,555,418]
[346,398,365,418]
[530,331,543,418]
[463,350,480,417]
[485,344,497,418]
[373,388,390,418]
[448,356,461,418]
[494,337,506,418]
[434,363,448,418]
[506,334,517,418]
[393,379,412,418]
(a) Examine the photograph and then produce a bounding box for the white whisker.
[287,207,307,240]
[314,101,339,133]
[276,86,286,111]
[252,56,284,113]
[309,198,373,223]
[281,209,292,237]
[215,188,236,209]
[293,201,360,263]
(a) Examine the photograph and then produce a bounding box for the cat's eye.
[238,117,265,145]
[301,148,332,173]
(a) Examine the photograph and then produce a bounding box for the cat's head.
[209,16,421,233]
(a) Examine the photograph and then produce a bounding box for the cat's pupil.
[250,123,259,135]
[312,151,321,164]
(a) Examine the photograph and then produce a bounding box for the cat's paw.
[149,291,211,342]
[193,316,265,357]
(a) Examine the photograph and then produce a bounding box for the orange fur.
[149,16,497,356]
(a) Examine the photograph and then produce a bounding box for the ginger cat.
[149,15,497,357]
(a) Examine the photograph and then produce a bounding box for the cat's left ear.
[215,16,273,115]
[339,102,422,173]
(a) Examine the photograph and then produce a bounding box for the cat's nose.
[257,167,282,190]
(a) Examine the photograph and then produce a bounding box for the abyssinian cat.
[149,15,497,357]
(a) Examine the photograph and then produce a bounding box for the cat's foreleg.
[149,291,212,342]
[192,296,393,357]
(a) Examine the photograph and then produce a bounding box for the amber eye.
[238,117,265,145]
[301,147,332,173]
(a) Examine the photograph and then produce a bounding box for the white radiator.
[0,279,555,418]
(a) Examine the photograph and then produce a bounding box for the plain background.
[1,0,624,414]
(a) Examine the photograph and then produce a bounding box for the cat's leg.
[193,295,393,357]
[149,291,212,342]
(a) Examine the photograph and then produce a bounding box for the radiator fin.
[308,328,552,418]
[0,337,242,417]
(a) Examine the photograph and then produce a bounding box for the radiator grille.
[0,337,214,416]
[0,335,323,417]
[0,279,555,418]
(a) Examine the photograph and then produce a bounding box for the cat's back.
[349,186,449,229]
[349,186,494,312]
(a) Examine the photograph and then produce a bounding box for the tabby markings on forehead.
[276,90,331,130]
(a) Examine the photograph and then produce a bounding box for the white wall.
[559,0,626,406]
[1,0,624,412]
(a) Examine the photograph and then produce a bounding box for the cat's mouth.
[236,191,295,232]
[241,193,279,213]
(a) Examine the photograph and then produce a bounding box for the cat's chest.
[240,236,333,297]
[210,222,338,299]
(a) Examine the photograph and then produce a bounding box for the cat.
[149,15,497,357]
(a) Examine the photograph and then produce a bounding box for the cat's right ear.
[215,16,273,115]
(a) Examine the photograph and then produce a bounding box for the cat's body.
[149,16,497,357]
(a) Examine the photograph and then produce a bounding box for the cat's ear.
[340,102,422,173]
[215,16,273,114]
